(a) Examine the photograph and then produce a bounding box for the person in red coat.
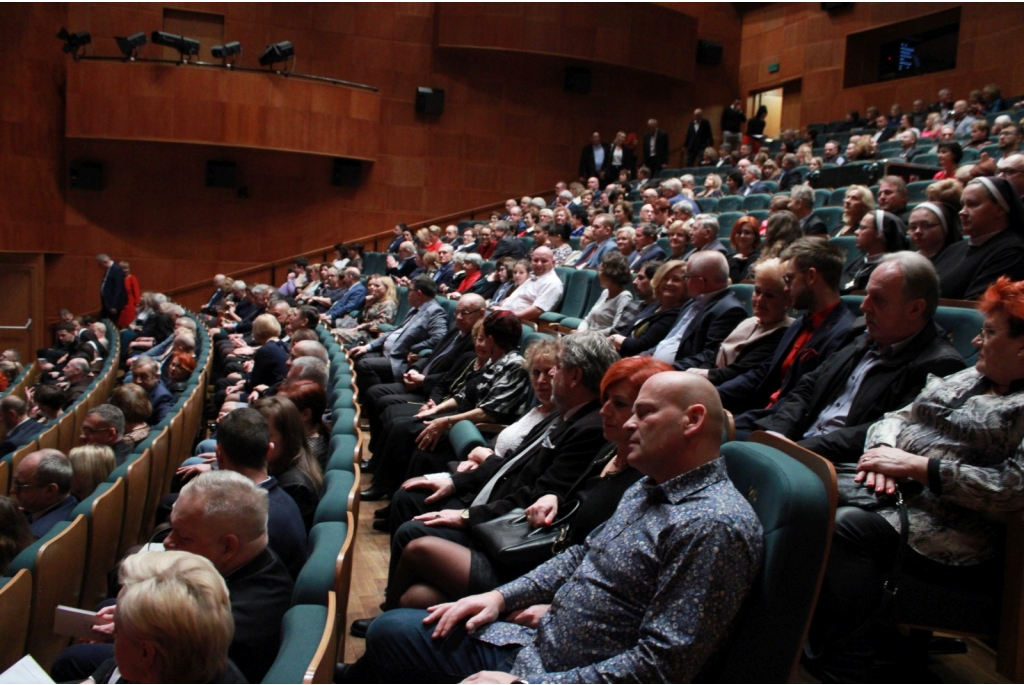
[117,261,141,328]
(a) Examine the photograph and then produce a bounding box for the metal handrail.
[0,319,31,330]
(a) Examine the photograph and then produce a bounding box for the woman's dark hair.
[110,383,153,424]
[550,223,572,243]
[252,396,323,492]
[0,495,35,575]
[277,380,330,437]
[727,169,744,190]
[755,105,768,119]
[937,141,964,164]
[614,201,634,222]
[483,311,523,352]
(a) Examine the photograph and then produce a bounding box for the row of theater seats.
[0,315,212,672]
[809,106,1023,137]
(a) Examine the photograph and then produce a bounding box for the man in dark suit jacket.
[12,449,78,538]
[0,396,47,457]
[361,295,487,459]
[896,130,921,162]
[752,256,966,459]
[647,253,747,371]
[579,131,611,181]
[375,333,616,614]
[719,239,856,419]
[738,166,769,196]
[131,356,176,425]
[643,119,670,176]
[386,242,418,280]
[684,109,715,166]
[789,184,828,236]
[630,224,667,271]
[96,254,128,322]
[489,221,526,261]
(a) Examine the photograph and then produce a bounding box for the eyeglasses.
[80,425,109,434]
[978,326,1005,341]
[998,168,1024,177]
[11,481,45,492]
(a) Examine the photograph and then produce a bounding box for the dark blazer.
[419,329,476,392]
[244,339,290,394]
[631,244,667,271]
[672,289,748,371]
[740,181,769,196]
[27,495,79,538]
[491,236,526,261]
[755,322,966,463]
[100,262,128,316]
[277,465,321,533]
[707,324,790,386]
[801,214,829,236]
[643,129,670,169]
[778,167,803,191]
[224,547,294,684]
[717,303,857,415]
[619,303,685,357]
[935,229,1024,301]
[0,418,47,457]
[262,477,308,580]
[684,119,714,156]
[579,143,611,179]
[201,288,226,315]
[147,381,176,425]
[388,257,417,280]
[898,147,922,162]
[433,262,455,289]
[451,401,607,526]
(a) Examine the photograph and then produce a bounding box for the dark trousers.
[347,608,519,683]
[811,506,1000,651]
[365,381,426,455]
[372,410,456,494]
[355,353,397,399]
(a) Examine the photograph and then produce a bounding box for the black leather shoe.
[371,519,390,533]
[334,662,352,683]
[360,486,390,502]
[373,504,391,520]
[350,617,375,638]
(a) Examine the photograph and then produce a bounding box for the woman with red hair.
[384,357,673,611]
[809,276,1024,679]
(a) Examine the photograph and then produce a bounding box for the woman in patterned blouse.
[810,276,1024,678]
[334,275,398,346]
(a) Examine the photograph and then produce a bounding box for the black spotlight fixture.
[151,30,200,62]
[115,32,147,60]
[258,40,294,69]
[57,27,92,58]
[211,41,242,66]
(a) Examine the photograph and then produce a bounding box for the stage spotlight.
[211,41,242,65]
[115,32,147,60]
[258,40,294,68]
[57,28,92,58]
[151,30,200,61]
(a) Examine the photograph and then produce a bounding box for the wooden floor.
[342,444,1011,682]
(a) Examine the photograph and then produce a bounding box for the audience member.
[907,201,963,262]
[836,185,876,237]
[497,247,563,321]
[80,404,132,465]
[728,215,762,283]
[0,495,34,574]
[12,448,77,538]
[577,252,634,335]
[0,395,47,457]
[610,259,689,357]
[253,396,324,532]
[109,383,152,449]
[840,210,908,293]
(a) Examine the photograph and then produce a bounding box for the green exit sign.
[768,63,780,73]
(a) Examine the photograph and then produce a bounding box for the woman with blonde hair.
[836,185,876,236]
[336,274,399,346]
[697,173,724,198]
[86,551,239,684]
[68,444,116,502]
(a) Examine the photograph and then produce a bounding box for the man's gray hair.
[696,214,720,234]
[290,357,328,388]
[747,166,762,180]
[251,284,273,297]
[464,252,483,267]
[452,252,466,265]
[34,449,73,494]
[132,355,159,375]
[176,317,198,332]
[687,250,730,284]
[180,470,269,543]
[292,340,328,363]
[661,178,682,193]
[173,333,196,352]
[790,184,814,207]
[671,201,693,216]
[153,293,169,306]
[87,404,125,436]
[558,332,619,396]
[162,303,185,318]
[881,251,940,320]
[493,220,510,234]
[66,358,90,375]
[344,266,361,280]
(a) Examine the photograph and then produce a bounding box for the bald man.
[346,372,764,683]
[497,247,563,321]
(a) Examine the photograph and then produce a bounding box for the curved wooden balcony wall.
[65,60,380,160]
[435,3,697,83]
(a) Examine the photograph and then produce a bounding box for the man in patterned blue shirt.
[342,372,764,683]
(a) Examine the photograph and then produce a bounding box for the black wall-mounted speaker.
[564,67,592,94]
[206,160,236,188]
[821,3,854,13]
[415,87,445,115]
[696,40,723,65]
[69,161,103,190]
[332,158,362,187]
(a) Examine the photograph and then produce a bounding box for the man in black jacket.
[790,184,828,236]
[97,253,127,322]
[579,131,610,181]
[489,221,526,261]
[684,109,714,167]
[643,119,670,176]
[749,253,966,459]
[719,239,856,419]
[350,334,617,637]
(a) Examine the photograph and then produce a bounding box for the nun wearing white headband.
[907,201,962,261]
[935,175,1024,300]
[840,210,908,294]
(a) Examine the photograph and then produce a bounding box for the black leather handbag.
[471,501,581,574]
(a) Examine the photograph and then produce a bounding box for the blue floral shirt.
[476,457,764,683]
